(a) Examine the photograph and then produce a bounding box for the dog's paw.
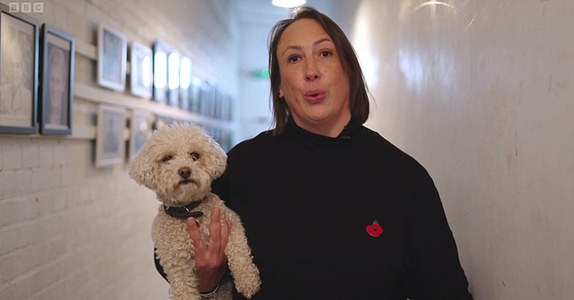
[232,264,261,299]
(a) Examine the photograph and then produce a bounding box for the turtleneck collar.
[285,117,360,145]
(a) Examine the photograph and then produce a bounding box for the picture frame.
[152,40,169,104]
[128,109,151,162]
[178,56,192,111]
[221,93,233,121]
[152,115,174,131]
[167,50,180,107]
[189,77,202,113]
[39,24,75,135]
[199,82,215,117]
[95,104,126,167]
[97,24,127,91]
[129,41,152,99]
[0,3,39,134]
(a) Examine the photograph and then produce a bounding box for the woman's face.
[277,18,351,137]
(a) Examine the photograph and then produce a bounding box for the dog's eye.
[190,152,200,161]
[161,155,173,163]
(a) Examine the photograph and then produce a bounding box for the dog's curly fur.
[129,124,260,300]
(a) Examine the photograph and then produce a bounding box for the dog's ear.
[128,144,157,189]
[204,136,228,179]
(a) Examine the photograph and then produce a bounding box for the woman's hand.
[187,208,231,293]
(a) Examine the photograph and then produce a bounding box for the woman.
[175,7,472,299]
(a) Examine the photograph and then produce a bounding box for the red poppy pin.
[366,220,383,238]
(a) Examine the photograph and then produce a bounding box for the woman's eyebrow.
[280,45,303,57]
[280,37,334,57]
[314,37,333,46]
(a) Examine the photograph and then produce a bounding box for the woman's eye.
[320,50,333,57]
[190,152,200,161]
[161,155,173,162]
[287,55,300,63]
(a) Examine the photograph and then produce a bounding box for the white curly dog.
[129,124,260,300]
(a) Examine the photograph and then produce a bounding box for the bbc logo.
[9,2,44,13]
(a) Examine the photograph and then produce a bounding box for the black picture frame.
[152,40,169,104]
[0,3,39,134]
[39,24,75,135]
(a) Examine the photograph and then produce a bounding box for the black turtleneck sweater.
[210,119,472,300]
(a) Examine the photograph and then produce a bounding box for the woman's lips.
[304,90,326,104]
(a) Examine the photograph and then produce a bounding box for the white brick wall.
[0,0,237,299]
[0,138,171,300]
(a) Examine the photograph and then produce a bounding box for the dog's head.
[129,124,227,206]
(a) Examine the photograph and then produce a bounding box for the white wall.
[331,0,574,299]
[0,0,237,299]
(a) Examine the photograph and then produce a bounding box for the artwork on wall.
[97,24,127,91]
[178,56,192,111]
[198,82,215,117]
[95,104,126,167]
[129,41,153,99]
[167,50,180,107]
[152,115,175,131]
[39,24,75,136]
[0,3,39,134]
[152,40,169,104]
[128,109,151,162]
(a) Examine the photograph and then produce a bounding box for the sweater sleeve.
[405,167,473,300]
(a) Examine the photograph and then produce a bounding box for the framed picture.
[199,82,215,116]
[97,24,127,91]
[128,110,151,162]
[129,41,152,99]
[152,40,169,104]
[167,50,180,107]
[95,104,126,167]
[0,4,39,134]
[152,115,174,131]
[221,93,233,121]
[39,25,75,135]
[178,56,192,111]
[189,77,202,113]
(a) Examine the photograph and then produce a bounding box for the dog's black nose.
[178,167,191,179]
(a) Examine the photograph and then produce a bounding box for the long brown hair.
[268,6,370,135]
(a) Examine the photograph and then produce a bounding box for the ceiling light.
[272,0,306,8]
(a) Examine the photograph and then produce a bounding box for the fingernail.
[187,217,200,228]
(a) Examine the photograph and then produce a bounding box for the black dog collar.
[163,201,204,220]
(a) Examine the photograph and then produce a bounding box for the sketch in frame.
[189,77,202,113]
[39,24,75,135]
[129,41,153,99]
[95,104,126,167]
[97,24,127,91]
[221,93,233,121]
[128,109,151,162]
[178,55,192,111]
[152,40,169,104]
[167,50,180,107]
[152,115,176,131]
[0,3,39,134]
[213,88,223,120]
[199,82,215,117]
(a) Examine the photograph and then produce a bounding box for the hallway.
[1,0,573,299]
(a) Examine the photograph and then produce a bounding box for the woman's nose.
[304,58,320,81]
